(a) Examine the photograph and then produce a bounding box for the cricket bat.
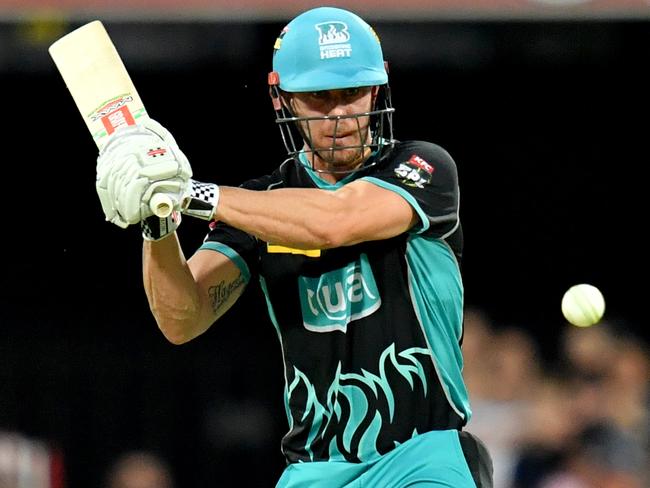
[48,20,174,218]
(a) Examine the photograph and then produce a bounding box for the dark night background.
[0,15,648,487]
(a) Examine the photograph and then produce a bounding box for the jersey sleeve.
[361,141,460,238]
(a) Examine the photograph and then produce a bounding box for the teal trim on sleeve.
[199,241,251,283]
[360,177,430,234]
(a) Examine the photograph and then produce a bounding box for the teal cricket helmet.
[272,7,388,92]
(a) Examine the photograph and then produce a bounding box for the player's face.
[287,87,376,172]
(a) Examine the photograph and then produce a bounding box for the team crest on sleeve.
[315,22,352,59]
[394,154,435,189]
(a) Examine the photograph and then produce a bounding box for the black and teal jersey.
[201,140,471,465]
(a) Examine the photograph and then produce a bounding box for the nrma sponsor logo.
[298,254,381,333]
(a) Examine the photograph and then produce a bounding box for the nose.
[327,100,356,122]
[325,92,354,117]
[326,104,349,119]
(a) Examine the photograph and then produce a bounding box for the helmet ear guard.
[268,71,305,159]
[268,7,395,173]
[268,71,282,111]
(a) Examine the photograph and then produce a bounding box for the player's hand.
[140,178,220,241]
[95,118,192,228]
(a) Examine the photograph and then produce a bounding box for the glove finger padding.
[95,118,193,228]
[95,185,125,228]
[103,155,148,225]
[96,153,141,228]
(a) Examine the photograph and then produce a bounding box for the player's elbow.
[307,186,376,248]
[151,316,191,344]
[311,210,358,248]
[151,304,203,345]
[159,323,194,345]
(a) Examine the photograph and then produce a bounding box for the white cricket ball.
[561,284,605,327]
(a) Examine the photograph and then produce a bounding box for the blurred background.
[0,0,648,487]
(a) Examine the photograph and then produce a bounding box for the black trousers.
[459,431,494,488]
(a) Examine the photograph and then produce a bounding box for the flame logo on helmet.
[315,22,350,45]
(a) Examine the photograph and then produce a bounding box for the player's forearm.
[142,234,207,344]
[215,186,348,249]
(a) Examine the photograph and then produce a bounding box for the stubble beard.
[309,123,372,173]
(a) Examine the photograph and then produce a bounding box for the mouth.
[324,132,357,145]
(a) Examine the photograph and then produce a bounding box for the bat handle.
[149,192,175,218]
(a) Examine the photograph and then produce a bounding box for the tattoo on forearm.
[208,274,246,313]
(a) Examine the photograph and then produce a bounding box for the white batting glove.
[95,118,192,229]
[140,179,220,241]
[141,211,183,241]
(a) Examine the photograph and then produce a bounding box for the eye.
[344,88,361,97]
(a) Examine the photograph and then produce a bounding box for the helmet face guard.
[269,7,395,174]
[269,81,395,174]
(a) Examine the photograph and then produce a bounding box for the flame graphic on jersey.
[286,344,431,462]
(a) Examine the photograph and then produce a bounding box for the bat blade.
[48,20,148,150]
[49,20,174,218]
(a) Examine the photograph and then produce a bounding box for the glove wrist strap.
[141,211,182,241]
[182,179,220,221]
